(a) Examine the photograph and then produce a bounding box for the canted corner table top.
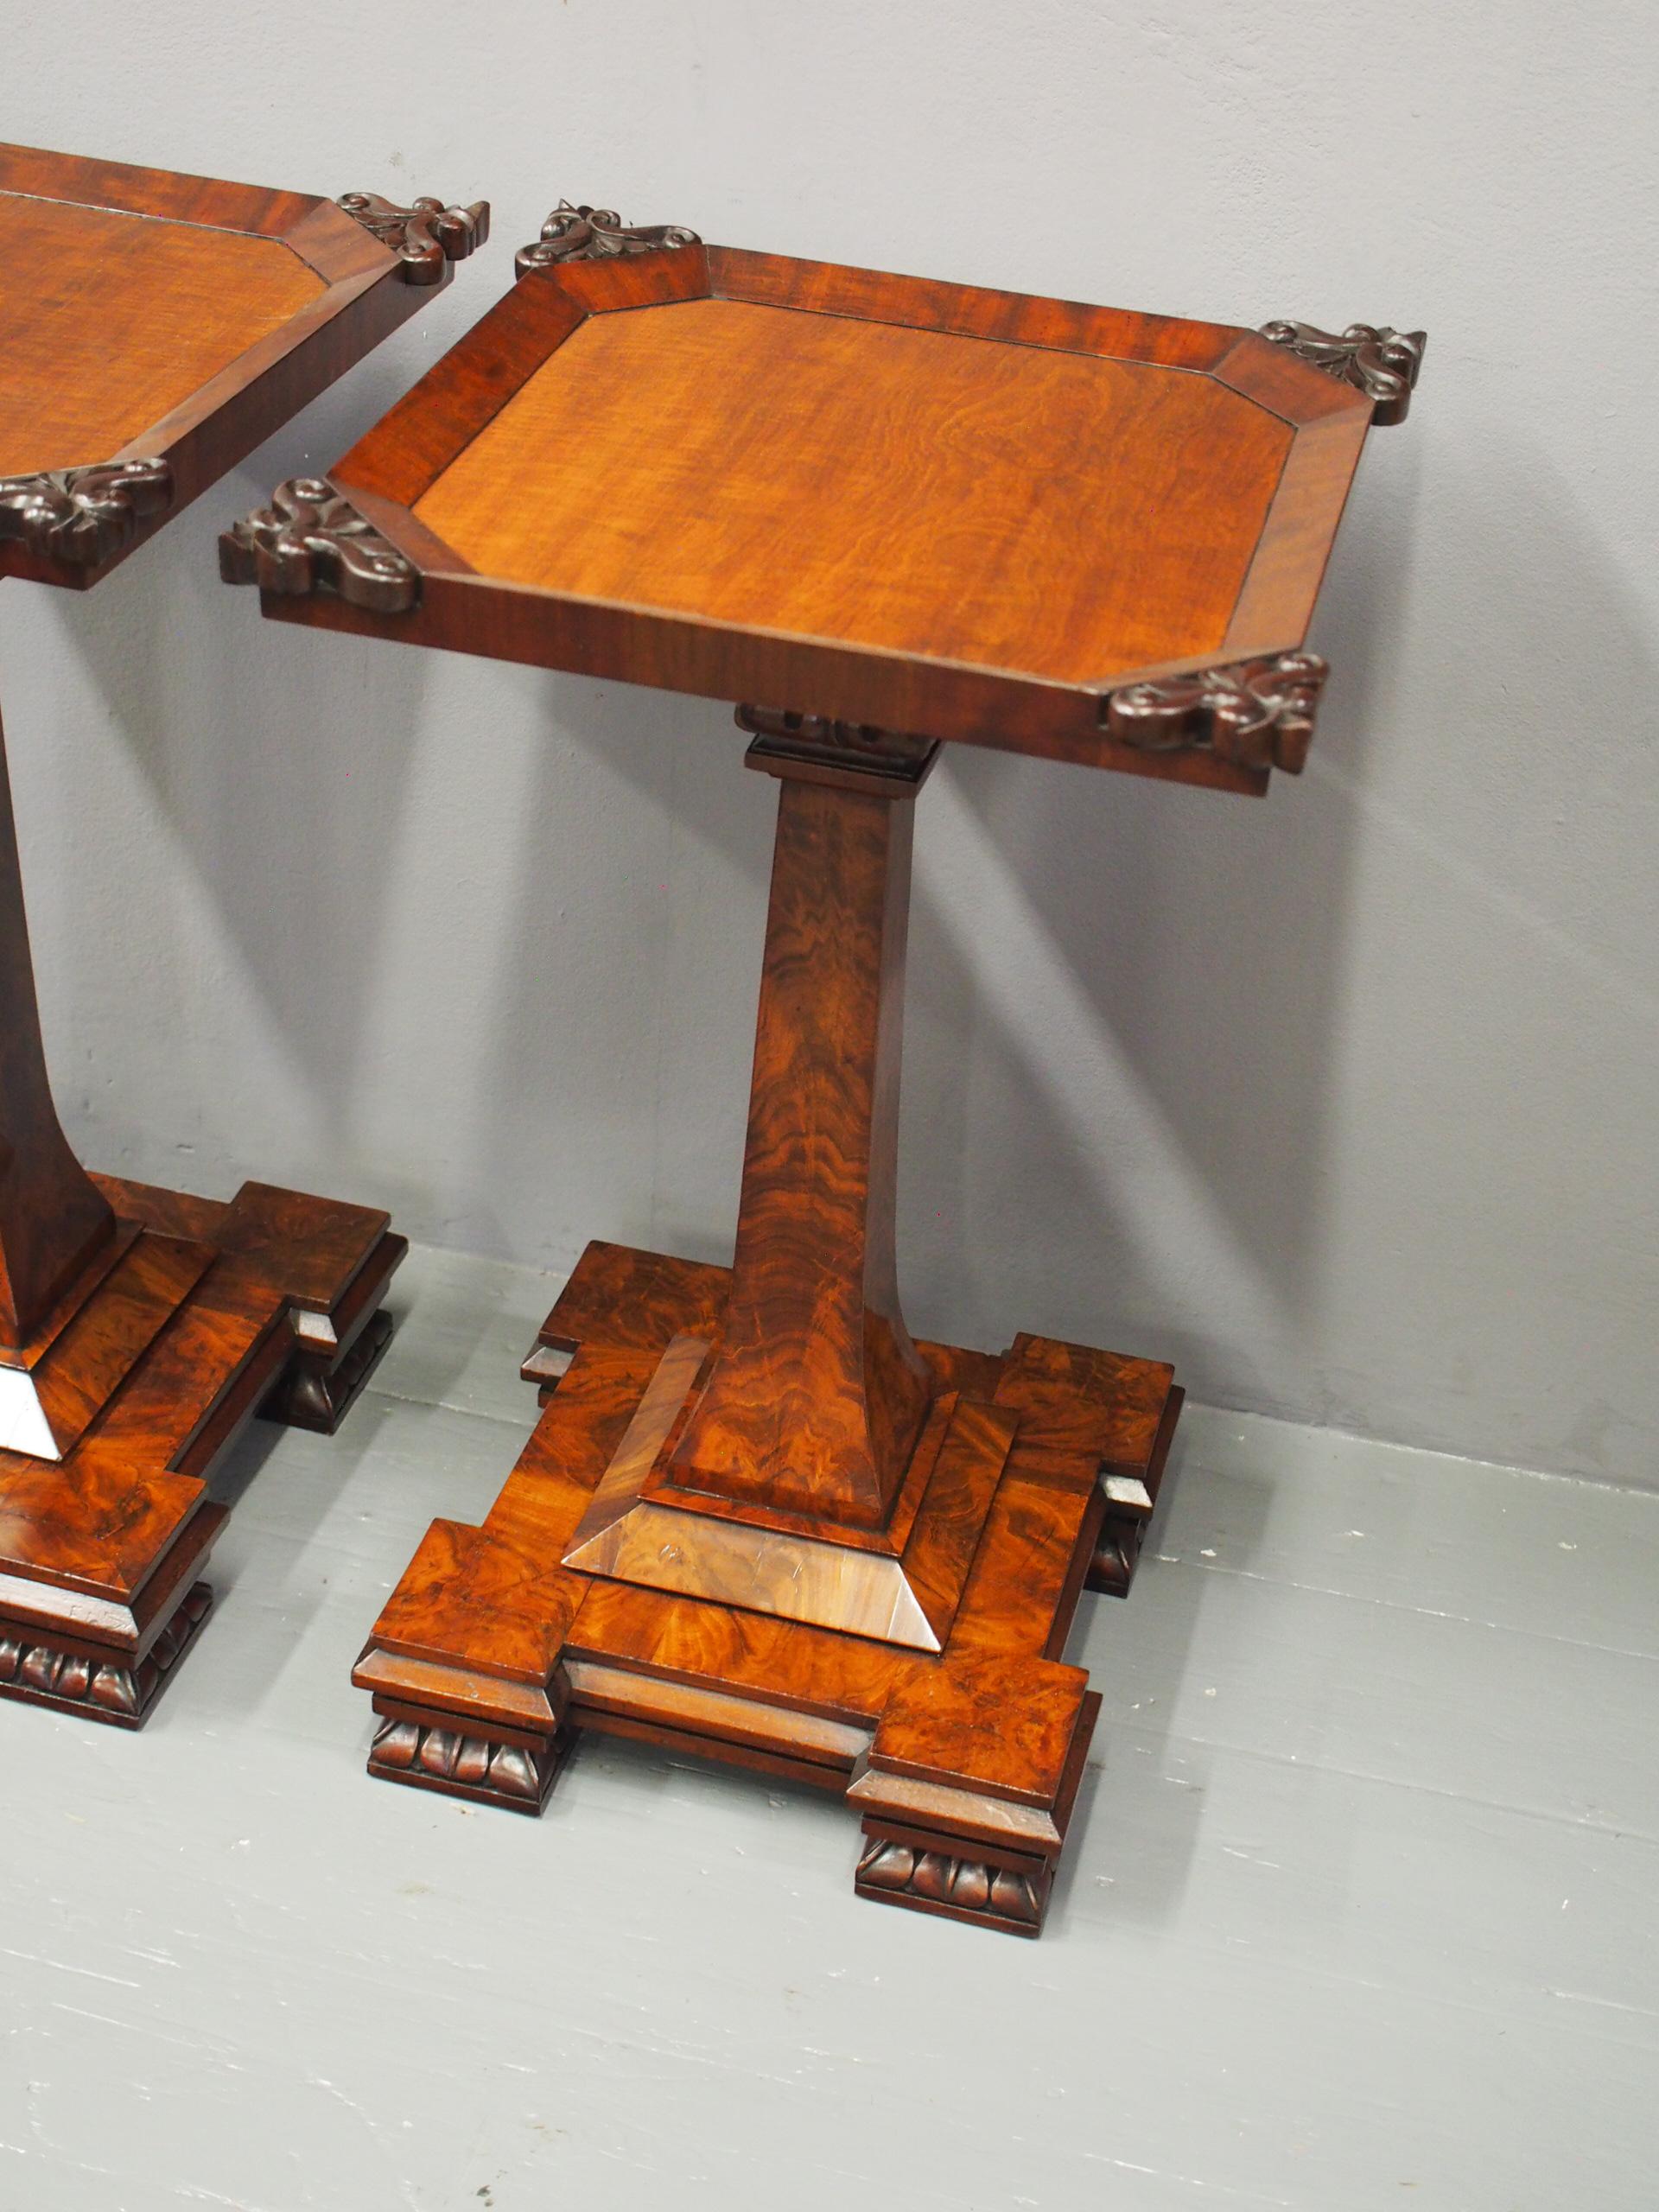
[413,296,1296,689]
[243,238,1383,785]
[0,143,480,588]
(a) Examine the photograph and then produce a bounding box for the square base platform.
[0,1174,404,1727]
[354,1240,1180,1935]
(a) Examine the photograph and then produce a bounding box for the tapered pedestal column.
[0,711,117,1394]
[0,696,405,1726]
[356,715,1182,1934]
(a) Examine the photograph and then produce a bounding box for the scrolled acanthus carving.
[1257,321,1426,425]
[0,458,173,566]
[516,200,701,277]
[337,191,491,283]
[219,479,420,615]
[1103,652,1328,774]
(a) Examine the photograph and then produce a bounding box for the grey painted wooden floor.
[3,1244,1653,2211]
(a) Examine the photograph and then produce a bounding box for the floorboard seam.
[1147,1553,1659,1662]
[1093,1724,1659,1843]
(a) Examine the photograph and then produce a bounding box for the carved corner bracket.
[736,705,940,791]
[338,191,491,283]
[219,479,420,615]
[0,458,174,566]
[1103,652,1328,773]
[1258,320,1426,425]
[516,200,701,277]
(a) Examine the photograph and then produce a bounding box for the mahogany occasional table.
[0,147,488,1726]
[224,203,1421,1933]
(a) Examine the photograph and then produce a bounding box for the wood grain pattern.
[1,143,486,587]
[273,225,1398,1932]
[240,241,1385,785]
[258,563,1276,791]
[0,704,116,1348]
[668,769,930,1527]
[707,245,1242,370]
[2,1231,214,1459]
[355,1233,1181,1935]
[0,194,322,477]
[0,142,316,236]
[0,1176,404,1724]
[0,144,454,1718]
[563,1346,1014,1650]
[1216,333,1373,654]
[413,296,1290,688]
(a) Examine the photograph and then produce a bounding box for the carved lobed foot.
[264,1309,396,1436]
[368,1715,565,1814]
[0,1585,213,1729]
[856,1832,1052,1936]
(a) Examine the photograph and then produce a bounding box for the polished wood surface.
[0,143,482,1717]
[233,213,1414,1928]
[0,707,114,1350]
[667,763,930,1529]
[0,1176,404,1727]
[413,296,1291,685]
[0,143,486,588]
[0,195,323,477]
[233,237,1382,787]
[356,1233,1179,1929]
[351,724,1182,1930]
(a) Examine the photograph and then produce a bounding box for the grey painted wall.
[2,3,1654,1486]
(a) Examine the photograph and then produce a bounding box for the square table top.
[0,144,486,588]
[228,223,1408,795]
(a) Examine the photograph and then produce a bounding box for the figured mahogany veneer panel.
[0,197,323,477]
[414,297,1290,688]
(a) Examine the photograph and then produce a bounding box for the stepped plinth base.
[0,1174,404,1728]
[354,1238,1180,1936]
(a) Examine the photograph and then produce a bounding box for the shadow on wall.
[900,418,1658,1464]
[62,514,433,1154]
[480,675,774,1265]
[891,442,1421,1389]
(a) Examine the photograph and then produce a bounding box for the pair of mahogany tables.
[0,143,1420,1936]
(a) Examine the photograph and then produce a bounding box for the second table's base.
[355,1240,1181,1936]
[0,1174,404,1729]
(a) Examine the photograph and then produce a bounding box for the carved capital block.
[0,459,173,566]
[516,200,700,277]
[1103,652,1328,773]
[737,705,939,791]
[1258,320,1426,425]
[337,192,491,283]
[219,479,419,614]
